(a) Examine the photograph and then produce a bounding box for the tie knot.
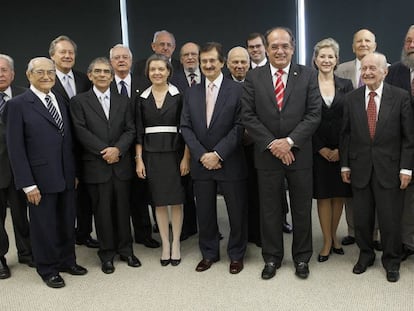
[0,92,6,100]
[369,91,376,99]
[120,80,125,86]
[45,95,51,102]
[208,82,214,90]
[189,73,196,78]
[276,69,284,77]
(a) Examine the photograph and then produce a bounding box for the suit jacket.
[0,85,26,188]
[69,89,135,184]
[313,76,353,152]
[52,69,91,105]
[336,59,358,89]
[340,83,414,189]
[241,63,322,170]
[110,75,141,114]
[6,89,76,193]
[385,62,414,104]
[180,77,247,181]
[132,58,183,94]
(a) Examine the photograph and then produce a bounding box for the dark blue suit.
[6,89,77,280]
[181,76,247,261]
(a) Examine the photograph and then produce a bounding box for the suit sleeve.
[114,100,136,156]
[399,92,414,170]
[339,93,351,168]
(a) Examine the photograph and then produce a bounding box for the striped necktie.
[274,69,285,110]
[45,95,64,133]
[0,92,6,116]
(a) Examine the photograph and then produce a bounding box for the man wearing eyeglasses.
[70,58,140,275]
[48,35,98,250]
[246,33,267,69]
[6,57,87,288]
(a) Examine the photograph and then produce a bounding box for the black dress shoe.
[170,258,181,266]
[120,255,141,267]
[135,237,160,248]
[295,262,309,279]
[401,245,414,261]
[60,264,88,275]
[0,257,11,279]
[331,247,345,255]
[101,261,115,274]
[341,236,355,246]
[386,270,400,282]
[44,275,65,288]
[282,221,293,234]
[196,259,217,272]
[76,237,99,248]
[261,262,281,280]
[160,258,170,266]
[352,261,374,274]
[373,240,383,251]
[317,254,329,262]
[18,257,36,268]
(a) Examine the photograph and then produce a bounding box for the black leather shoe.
[261,262,281,280]
[136,237,160,248]
[0,257,11,279]
[295,262,309,279]
[386,270,400,282]
[196,259,217,272]
[317,254,329,262]
[60,264,88,275]
[331,247,345,255]
[18,257,36,268]
[401,245,414,261]
[352,261,374,274]
[283,221,293,234]
[120,255,141,267]
[101,261,115,274]
[44,275,65,288]
[160,258,170,266]
[373,240,383,251]
[76,237,99,248]
[341,236,355,245]
[170,258,181,266]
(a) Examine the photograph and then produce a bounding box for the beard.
[401,48,414,68]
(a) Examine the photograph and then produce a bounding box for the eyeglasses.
[112,55,131,60]
[0,67,12,74]
[31,69,56,77]
[247,44,263,50]
[92,69,112,75]
[182,52,198,58]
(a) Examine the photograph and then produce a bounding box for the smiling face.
[180,42,199,72]
[352,29,377,60]
[314,47,337,74]
[266,28,294,69]
[148,59,170,86]
[200,48,224,82]
[227,48,249,81]
[27,58,56,94]
[151,32,176,59]
[87,62,113,93]
[0,58,14,91]
[247,36,266,64]
[361,53,388,91]
[50,40,76,74]
[110,46,132,76]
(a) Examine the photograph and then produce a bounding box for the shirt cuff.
[286,137,294,147]
[213,151,223,161]
[400,169,412,176]
[23,185,37,193]
[341,167,351,172]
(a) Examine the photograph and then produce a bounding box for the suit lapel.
[87,90,108,121]
[29,91,60,129]
[354,88,371,140]
[109,93,121,121]
[208,79,229,128]
[375,84,394,139]
[283,64,300,107]
[262,65,278,110]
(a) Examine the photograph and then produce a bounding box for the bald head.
[227,46,250,81]
[352,29,377,60]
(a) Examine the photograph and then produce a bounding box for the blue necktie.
[120,80,128,97]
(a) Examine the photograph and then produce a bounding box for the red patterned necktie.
[274,69,284,110]
[367,91,377,139]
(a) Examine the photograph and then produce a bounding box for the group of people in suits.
[1,23,414,287]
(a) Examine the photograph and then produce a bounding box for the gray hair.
[49,35,77,56]
[227,46,250,62]
[27,57,54,72]
[109,44,133,59]
[0,54,14,70]
[152,30,176,46]
[87,57,114,76]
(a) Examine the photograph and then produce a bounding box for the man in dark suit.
[49,35,98,249]
[241,27,322,280]
[170,41,201,241]
[132,30,182,93]
[109,44,160,249]
[385,25,414,261]
[6,57,87,288]
[181,42,248,274]
[0,54,33,279]
[70,57,140,274]
[340,52,414,282]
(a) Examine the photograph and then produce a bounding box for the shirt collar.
[30,85,56,102]
[93,86,111,99]
[270,63,291,76]
[205,72,223,89]
[365,82,384,98]
[140,83,180,99]
[114,73,131,86]
[1,86,12,99]
[56,69,74,81]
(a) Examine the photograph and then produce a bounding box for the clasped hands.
[200,152,222,170]
[101,147,120,165]
[319,147,339,162]
[268,138,295,166]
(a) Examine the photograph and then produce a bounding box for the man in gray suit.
[0,54,32,279]
[385,25,414,261]
[336,29,381,249]
[242,27,322,280]
[340,52,414,282]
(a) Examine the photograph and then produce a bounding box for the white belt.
[145,126,178,134]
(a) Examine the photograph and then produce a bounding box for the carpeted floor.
[1,196,413,311]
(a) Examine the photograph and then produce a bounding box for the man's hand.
[200,152,222,170]
[101,147,120,164]
[341,171,351,184]
[400,173,411,190]
[269,138,291,159]
[26,187,41,206]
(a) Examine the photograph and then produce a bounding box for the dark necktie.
[120,80,128,97]
[0,92,6,116]
[189,73,196,86]
[45,95,64,133]
[367,91,377,139]
[274,69,285,110]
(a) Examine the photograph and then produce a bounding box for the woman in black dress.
[312,38,353,262]
[135,54,190,266]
